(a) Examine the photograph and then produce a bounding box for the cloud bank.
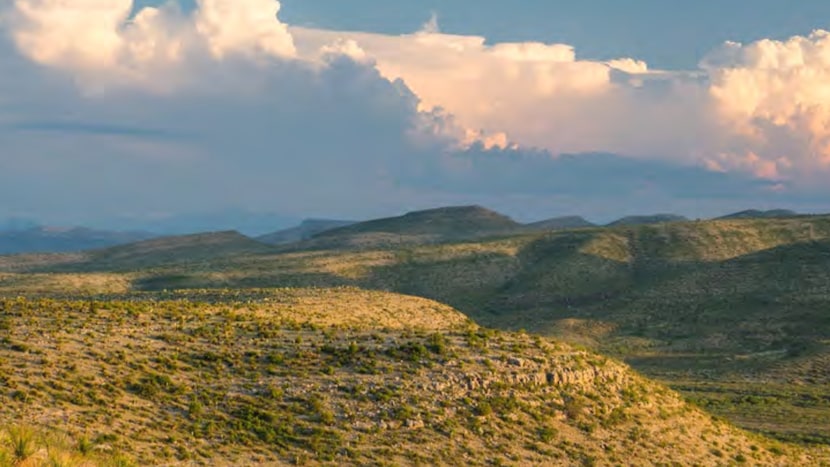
[294,24,830,185]
[1,0,828,226]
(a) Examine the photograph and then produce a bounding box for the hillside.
[718,209,800,220]
[0,227,154,255]
[107,216,830,443]
[525,216,596,231]
[1,289,824,466]
[78,231,274,271]
[5,215,830,445]
[607,214,688,226]
[0,231,275,275]
[257,219,356,245]
[294,206,522,250]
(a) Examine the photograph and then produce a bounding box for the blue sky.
[286,0,830,68]
[138,0,830,68]
[3,1,830,233]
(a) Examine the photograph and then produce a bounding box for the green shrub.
[7,426,35,463]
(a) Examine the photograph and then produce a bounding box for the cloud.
[0,0,828,227]
[291,26,698,158]
[7,0,296,93]
[293,24,830,187]
[194,0,295,59]
[702,30,830,181]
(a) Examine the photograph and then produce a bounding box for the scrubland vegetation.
[2,213,830,463]
[1,290,826,465]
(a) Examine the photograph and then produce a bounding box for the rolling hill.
[82,231,276,270]
[0,289,824,466]
[607,214,689,226]
[290,205,523,250]
[3,213,830,445]
[0,231,277,274]
[525,216,596,231]
[257,219,356,245]
[718,209,800,220]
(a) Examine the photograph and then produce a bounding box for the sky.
[3,0,830,233]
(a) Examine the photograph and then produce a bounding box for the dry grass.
[0,426,133,466]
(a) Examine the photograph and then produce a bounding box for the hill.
[5,215,830,445]
[607,214,688,226]
[0,288,824,466]
[718,209,800,220]
[74,231,275,271]
[316,205,520,237]
[293,206,522,250]
[257,219,356,245]
[525,216,596,231]
[74,215,830,444]
[0,226,154,255]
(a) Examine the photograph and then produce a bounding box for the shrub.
[7,426,35,463]
[538,426,558,443]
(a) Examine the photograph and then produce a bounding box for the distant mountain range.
[0,207,809,255]
[0,227,155,255]
[104,210,299,236]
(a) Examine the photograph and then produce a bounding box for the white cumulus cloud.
[6,0,295,92]
[703,30,830,180]
[293,24,830,186]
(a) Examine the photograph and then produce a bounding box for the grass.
[0,426,134,467]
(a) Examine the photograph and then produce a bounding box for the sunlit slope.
[1,289,824,466]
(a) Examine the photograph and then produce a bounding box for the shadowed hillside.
[292,206,522,251]
[525,216,596,231]
[76,231,275,271]
[0,289,825,466]
[257,219,356,245]
[607,214,689,226]
[718,209,800,220]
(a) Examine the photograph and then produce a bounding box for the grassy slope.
[1,289,825,466]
